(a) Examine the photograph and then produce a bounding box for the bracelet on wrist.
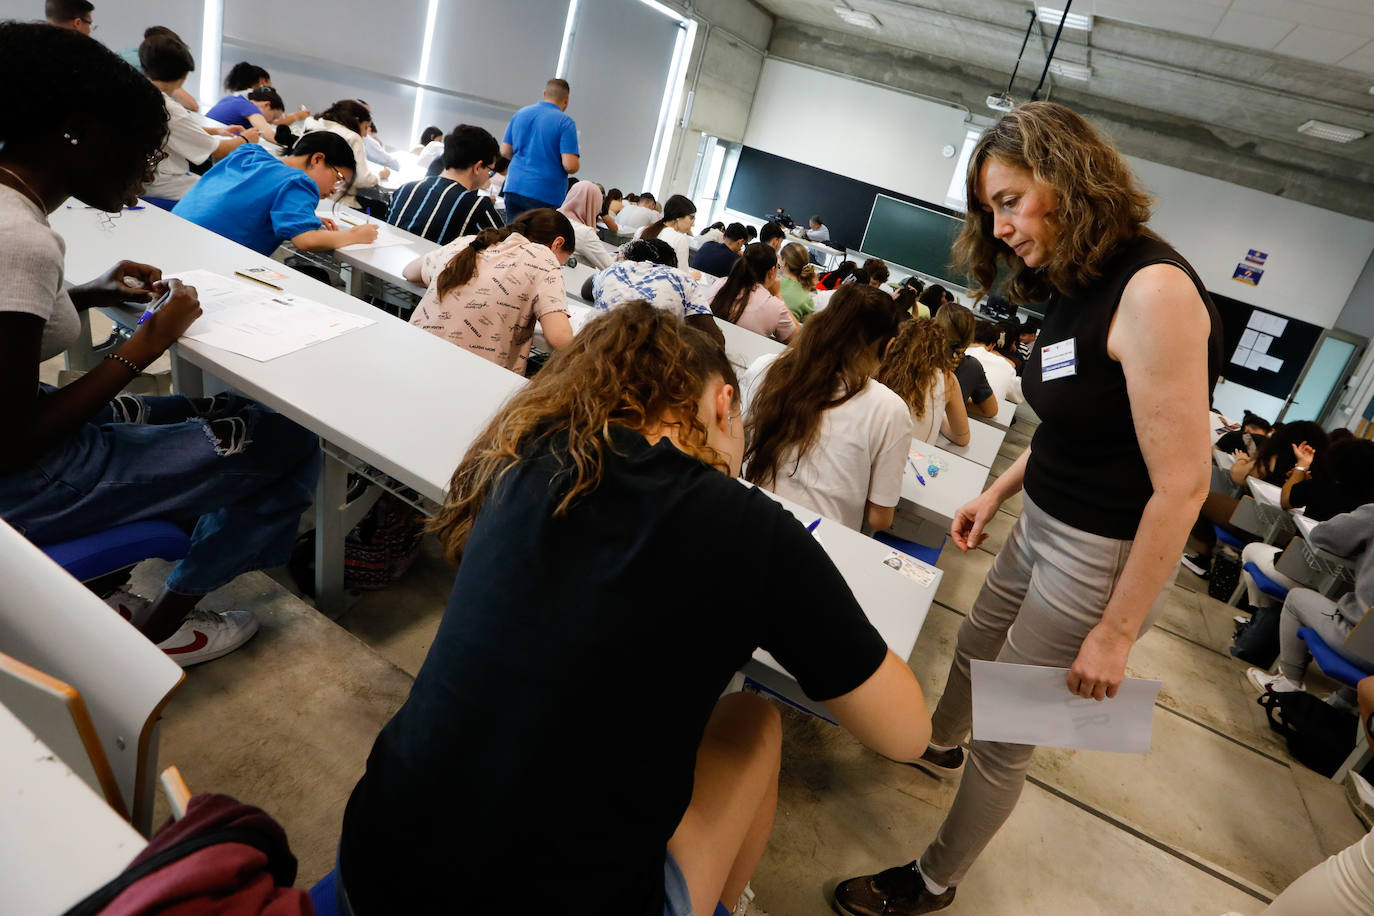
[104,352,144,375]
[1293,466,1309,474]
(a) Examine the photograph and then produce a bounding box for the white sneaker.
[103,588,152,627]
[157,608,259,667]
[1246,667,1303,694]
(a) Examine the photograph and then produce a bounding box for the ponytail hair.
[435,207,574,299]
[710,243,777,323]
[779,242,818,291]
[640,193,696,240]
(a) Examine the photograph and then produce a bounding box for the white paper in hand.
[971,660,1162,754]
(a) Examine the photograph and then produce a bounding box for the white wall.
[742,58,968,207]
[1128,157,1374,328]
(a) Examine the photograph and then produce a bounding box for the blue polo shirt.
[501,100,579,207]
[172,144,323,255]
[205,94,260,129]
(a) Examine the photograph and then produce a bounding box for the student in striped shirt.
[387,124,503,245]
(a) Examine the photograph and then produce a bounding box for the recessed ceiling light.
[1036,6,1093,31]
[834,6,881,29]
[1297,119,1366,143]
[1048,60,1092,80]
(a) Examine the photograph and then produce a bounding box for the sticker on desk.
[1040,338,1076,381]
[881,551,937,587]
[237,265,286,282]
[909,447,947,480]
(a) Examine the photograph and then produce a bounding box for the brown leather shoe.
[904,744,965,780]
[834,860,956,915]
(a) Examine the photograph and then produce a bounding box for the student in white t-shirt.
[740,285,910,531]
[878,317,971,447]
[634,194,695,271]
[615,192,658,234]
[968,319,1024,404]
[139,32,259,206]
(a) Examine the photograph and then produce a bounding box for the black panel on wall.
[726,146,959,260]
[1210,290,1323,401]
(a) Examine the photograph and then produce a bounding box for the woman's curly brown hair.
[877,318,955,421]
[953,101,1155,304]
[431,301,737,563]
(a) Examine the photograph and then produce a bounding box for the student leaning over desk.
[173,131,379,255]
[836,101,1223,916]
[336,302,932,916]
[0,22,320,668]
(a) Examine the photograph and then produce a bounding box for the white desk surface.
[748,487,940,695]
[1213,448,1237,470]
[52,204,524,506]
[0,703,145,914]
[936,419,1006,468]
[1294,513,1318,539]
[1247,477,1282,508]
[974,398,1018,429]
[716,319,785,372]
[900,441,990,527]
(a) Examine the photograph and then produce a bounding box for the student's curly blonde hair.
[432,302,737,563]
[953,102,1154,304]
[877,318,955,421]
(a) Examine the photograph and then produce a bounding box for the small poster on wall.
[1233,263,1264,286]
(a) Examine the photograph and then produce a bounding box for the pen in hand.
[136,283,173,325]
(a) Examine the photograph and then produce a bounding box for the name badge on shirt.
[1041,338,1077,382]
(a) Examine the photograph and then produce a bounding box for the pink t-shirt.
[411,232,568,373]
[706,278,795,341]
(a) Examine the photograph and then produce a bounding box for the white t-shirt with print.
[145,94,220,201]
[741,353,912,531]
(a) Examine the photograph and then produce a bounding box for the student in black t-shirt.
[935,302,999,418]
[337,302,931,916]
[388,124,503,245]
[691,221,748,277]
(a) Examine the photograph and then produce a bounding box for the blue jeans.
[1,388,320,595]
[502,190,560,222]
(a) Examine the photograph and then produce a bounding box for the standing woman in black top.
[837,101,1222,915]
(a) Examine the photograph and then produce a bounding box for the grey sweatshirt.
[1310,503,1374,627]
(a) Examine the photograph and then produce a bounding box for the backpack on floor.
[288,493,426,596]
[1230,603,1281,669]
[1207,550,1243,602]
[1258,690,1358,777]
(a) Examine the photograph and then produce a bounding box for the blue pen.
[805,517,821,533]
[908,457,926,485]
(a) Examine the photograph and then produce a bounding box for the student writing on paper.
[174,131,378,255]
[388,124,502,245]
[707,243,795,342]
[361,121,400,171]
[207,86,304,138]
[557,179,615,269]
[741,285,909,533]
[139,31,260,208]
[837,102,1223,916]
[591,238,724,346]
[878,317,972,448]
[635,193,697,271]
[336,303,931,916]
[310,100,389,209]
[403,209,574,375]
[778,241,818,323]
[596,186,623,233]
[690,221,747,278]
[0,23,319,669]
[935,302,999,419]
[615,191,659,234]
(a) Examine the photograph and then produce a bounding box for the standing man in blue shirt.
[500,78,580,220]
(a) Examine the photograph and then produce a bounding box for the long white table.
[972,397,1018,430]
[937,418,1006,468]
[890,440,990,546]
[0,703,145,914]
[53,204,525,616]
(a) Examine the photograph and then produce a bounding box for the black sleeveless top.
[1022,234,1223,540]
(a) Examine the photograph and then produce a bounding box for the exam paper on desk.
[167,268,374,361]
[971,660,1162,754]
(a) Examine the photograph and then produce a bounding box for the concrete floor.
[96,390,1367,913]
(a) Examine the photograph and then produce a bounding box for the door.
[1278,329,1367,425]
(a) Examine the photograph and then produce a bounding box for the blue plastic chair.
[873,531,944,566]
[308,867,732,915]
[1242,561,1290,603]
[1298,627,1374,688]
[39,520,190,583]
[1213,524,1245,551]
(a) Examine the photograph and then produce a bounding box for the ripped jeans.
[1,387,320,595]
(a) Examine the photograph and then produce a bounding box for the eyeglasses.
[330,166,348,194]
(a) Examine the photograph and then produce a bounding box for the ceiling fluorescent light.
[1297,119,1366,143]
[834,6,880,29]
[1036,6,1092,31]
[1048,60,1092,80]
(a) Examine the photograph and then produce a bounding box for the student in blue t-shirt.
[172,131,378,255]
[499,78,580,220]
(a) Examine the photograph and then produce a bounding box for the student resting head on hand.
[707,241,794,342]
[336,301,931,916]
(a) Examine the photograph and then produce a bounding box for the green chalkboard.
[860,195,966,286]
